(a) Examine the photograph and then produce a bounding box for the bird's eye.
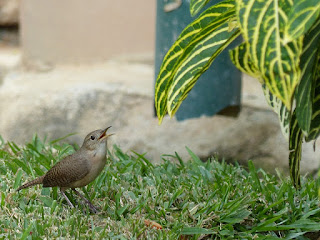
[90,136,95,140]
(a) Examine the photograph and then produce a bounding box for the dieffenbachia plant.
[154,0,320,188]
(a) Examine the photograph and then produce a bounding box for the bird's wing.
[43,154,90,187]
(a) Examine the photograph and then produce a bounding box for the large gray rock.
[0,52,319,175]
[0,0,20,25]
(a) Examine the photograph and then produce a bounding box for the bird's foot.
[71,188,100,214]
[87,202,99,214]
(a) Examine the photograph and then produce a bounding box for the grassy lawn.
[0,135,320,239]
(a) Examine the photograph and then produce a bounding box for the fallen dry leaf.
[144,219,163,230]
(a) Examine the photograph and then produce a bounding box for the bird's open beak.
[98,126,114,141]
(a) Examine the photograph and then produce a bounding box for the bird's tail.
[17,175,45,191]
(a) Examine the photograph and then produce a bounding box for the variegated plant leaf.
[229,42,261,80]
[295,17,320,135]
[155,0,236,123]
[190,0,211,17]
[167,20,240,116]
[230,41,291,140]
[262,85,291,141]
[306,45,320,141]
[236,0,303,110]
[289,111,302,188]
[284,0,320,42]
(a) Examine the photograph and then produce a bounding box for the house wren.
[17,127,114,213]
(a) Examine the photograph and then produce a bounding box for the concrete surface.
[20,0,155,64]
[0,0,20,25]
[0,46,319,175]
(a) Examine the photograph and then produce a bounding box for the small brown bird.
[17,127,113,213]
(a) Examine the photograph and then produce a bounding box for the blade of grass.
[181,227,215,234]
[13,169,23,189]
[132,151,154,169]
[50,132,77,145]
[186,146,204,166]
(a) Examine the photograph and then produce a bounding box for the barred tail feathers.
[17,175,45,191]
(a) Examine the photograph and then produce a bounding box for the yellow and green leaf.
[284,0,320,42]
[190,0,211,17]
[306,46,320,141]
[236,0,303,110]
[230,42,291,140]
[263,86,291,141]
[289,111,302,189]
[229,42,261,81]
[167,21,240,116]
[155,0,237,123]
[295,17,320,135]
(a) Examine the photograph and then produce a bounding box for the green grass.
[0,135,320,239]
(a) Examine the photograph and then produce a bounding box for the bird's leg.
[60,189,74,209]
[72,188,99,213]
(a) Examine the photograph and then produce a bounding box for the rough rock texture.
[0,0,20,25]
[0,49,319,175]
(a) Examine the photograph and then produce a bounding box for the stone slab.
[20,0,155,64]
[0,49,319,175]
[0,0,20,26]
